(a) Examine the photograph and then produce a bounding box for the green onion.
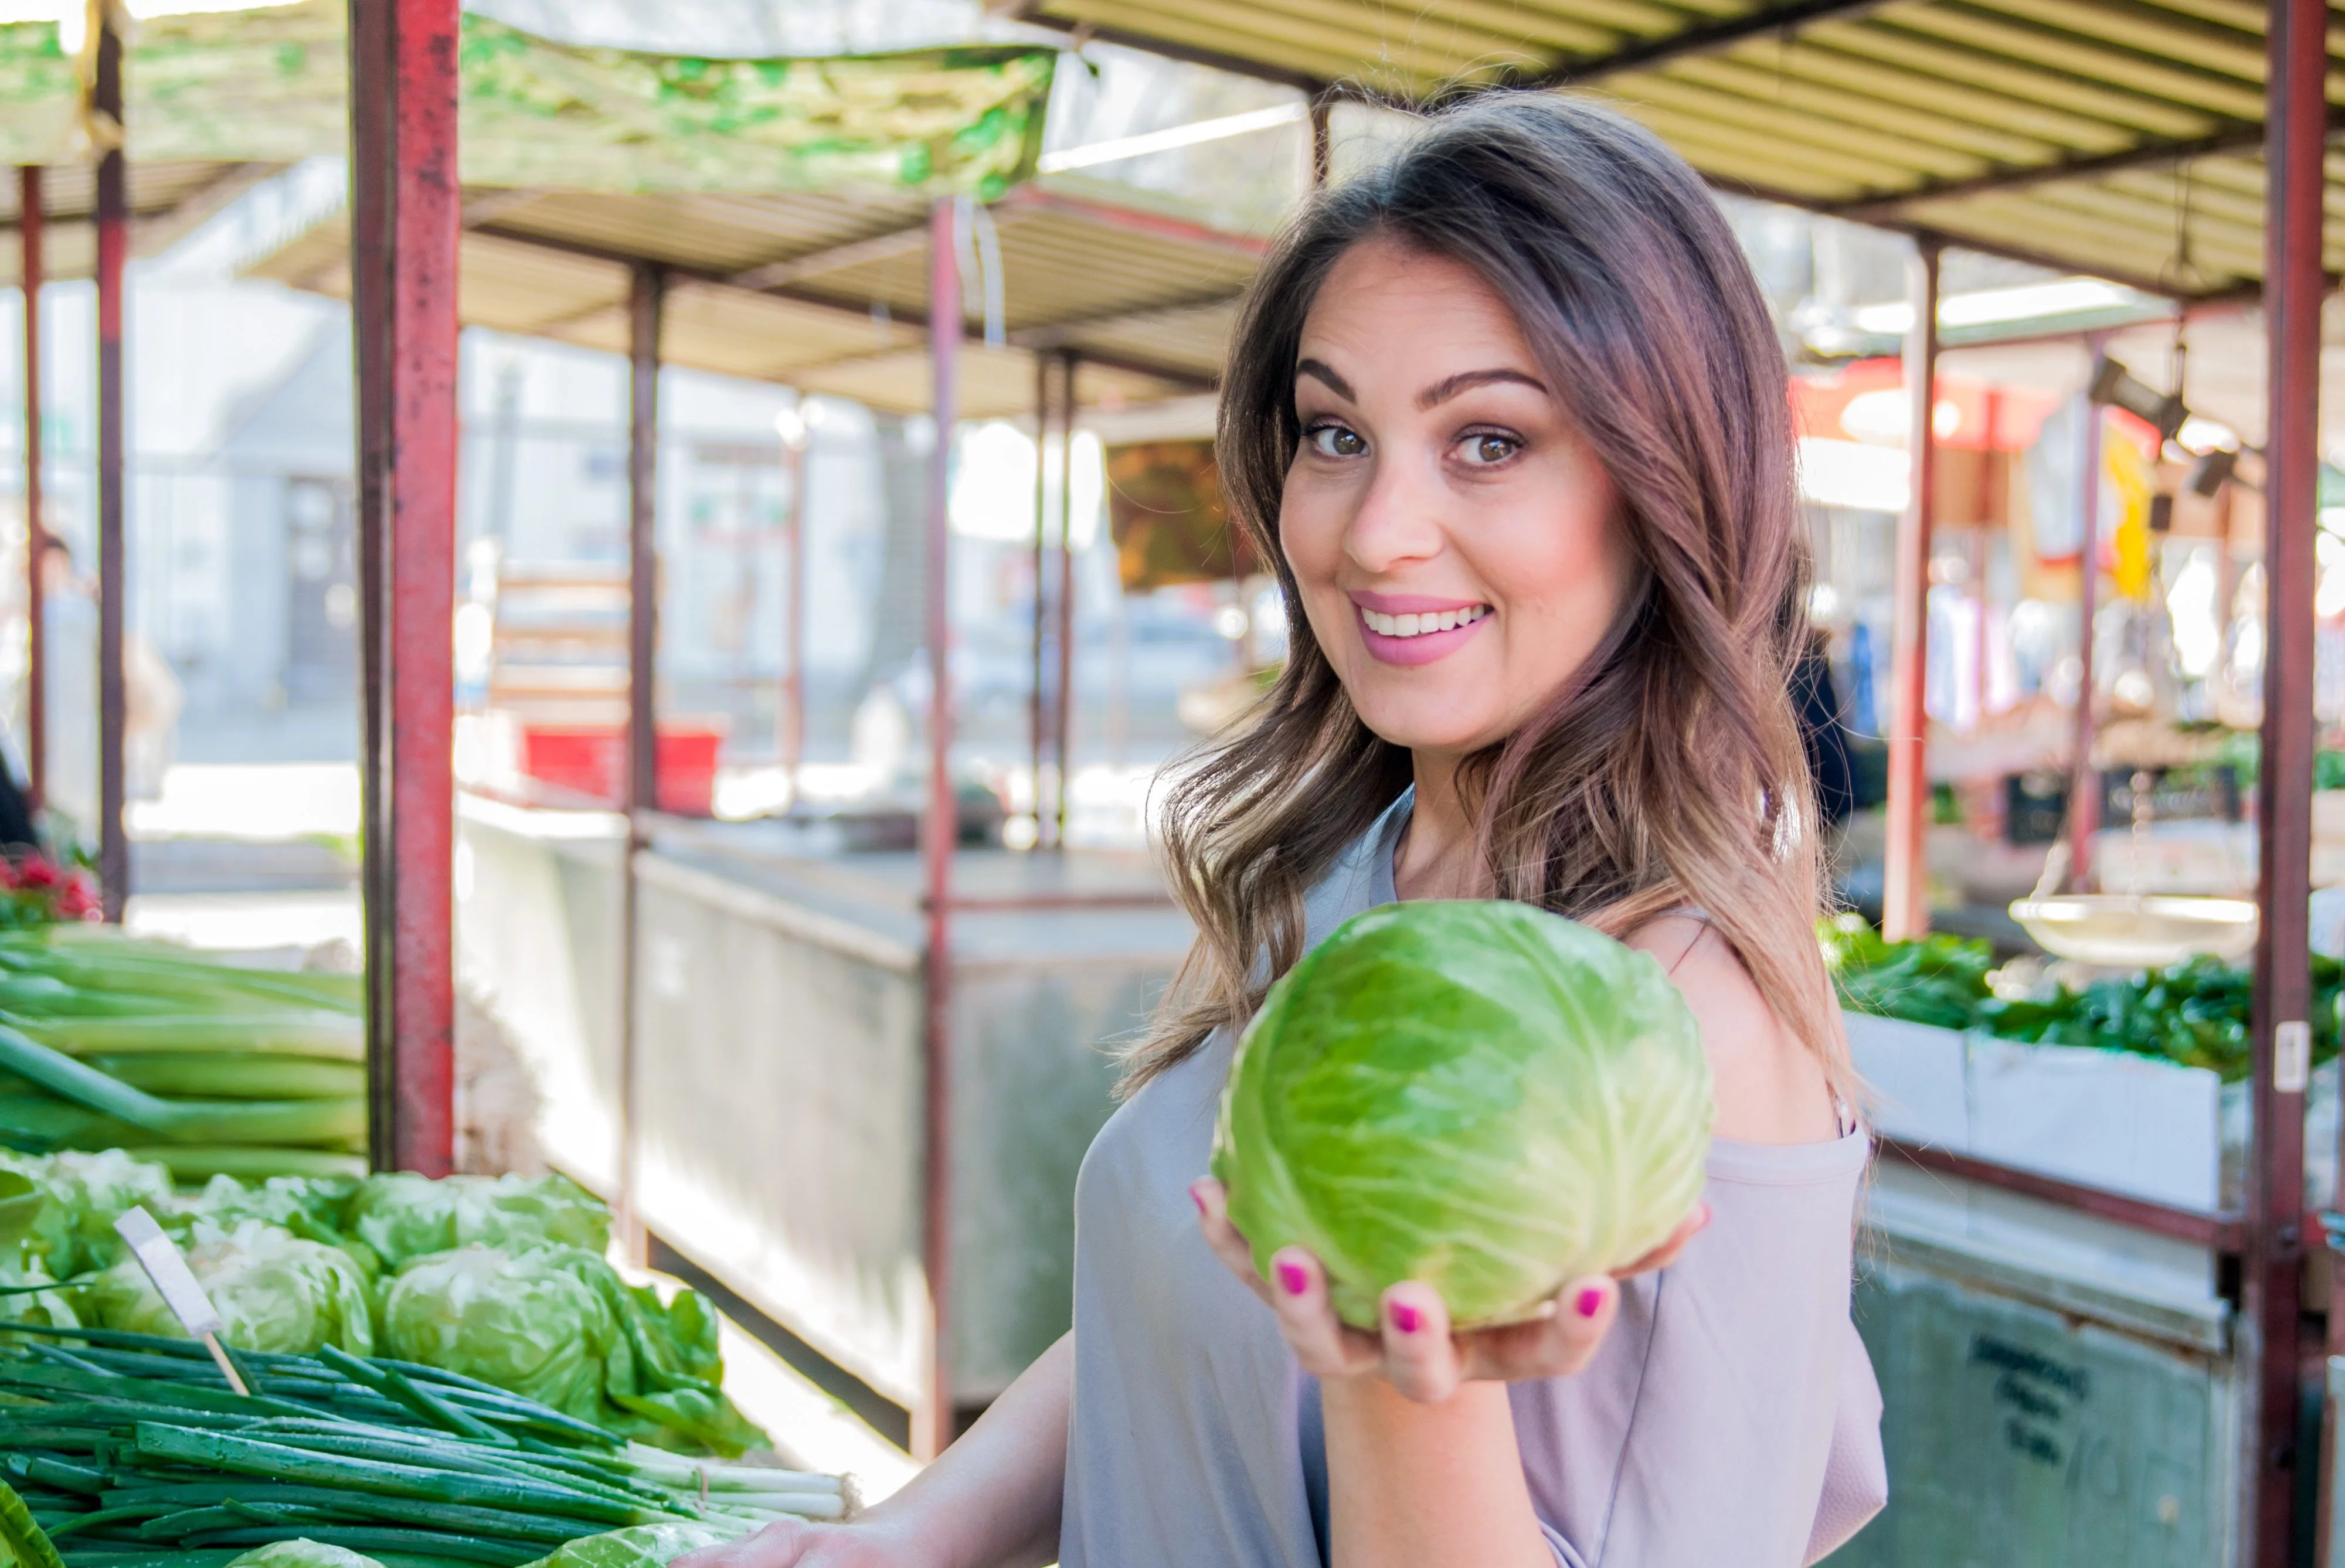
[87,1057,362,1101]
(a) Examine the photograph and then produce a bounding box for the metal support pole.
[616,261,661,1264]
[1881,241,1939,942]
[2251,0,2323,1553]
[93,24,125,922]
[18,166,41,814]
[1052,351,1076,847]
[916,196,960,1462]
[780,423,806,791]
[1030,351,1049,846]
[2068,358,2106,893]
[351,0,460,1176]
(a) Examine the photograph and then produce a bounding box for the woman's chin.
[1353,700,1507,759]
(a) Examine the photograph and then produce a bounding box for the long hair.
[1123,93,1848,1100]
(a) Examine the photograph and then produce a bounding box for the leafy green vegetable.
[5,1151,175,1279]
[0,1475,67,1568]
[84,1220,375,1355]
[1819,913,1994,1030]
[226,1541,389,1568]
[1823,916,2344,1082]
[349,1178,608,1271]
[381,1249,764,1458]
[509,1522,750,1568]
[1211,901,1715,1329]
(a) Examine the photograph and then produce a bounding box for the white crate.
[1844,1009,2220,1212]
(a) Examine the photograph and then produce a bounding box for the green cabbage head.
[1209,900,1714,1329]
[85,1219,374,1354]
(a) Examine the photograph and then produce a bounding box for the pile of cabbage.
[0,1154,765,1457]
[1211,901,1716,1328]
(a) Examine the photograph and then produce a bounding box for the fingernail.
[1391,1302,1422,1334]
[1276,1260,1310,1297]
[1575,1288,1604,1319]
[1190,1185,1208,1217]
[1695,1202,1712,1230]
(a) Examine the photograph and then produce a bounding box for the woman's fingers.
[1190,1178,1276,1307]
[1191,1181,1383,1376]
[1265,1244,1379,1377]
[1457,1274,1620,1380]
[1376,1280,1461,1403]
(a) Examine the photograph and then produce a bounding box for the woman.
[685,92,1886,1568]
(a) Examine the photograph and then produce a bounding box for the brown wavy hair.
[1124,92,1848,1100]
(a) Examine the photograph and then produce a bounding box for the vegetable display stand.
[454,791,1188,1420]
[1841,1008,2261,1567]
[1847,1010,2339,1216]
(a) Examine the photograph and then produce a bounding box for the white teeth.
[1360,604,1488,638]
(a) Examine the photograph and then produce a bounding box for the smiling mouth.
[1357,604,1490,638]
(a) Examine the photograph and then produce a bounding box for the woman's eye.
[1306,424,1366,458]
[1460,433,1520,465]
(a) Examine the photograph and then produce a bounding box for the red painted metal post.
[1881,242,1939,942]
[616,261,661,1263]
[93,22,125,922]
[18,166,42,813]
[2249,0,2323,1555]
[917,197,961,1461]
[1052,352,1077,846]
[2067,365,2105,893]
[349,0,460,1176]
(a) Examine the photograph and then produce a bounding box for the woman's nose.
[1342,454,1445,574]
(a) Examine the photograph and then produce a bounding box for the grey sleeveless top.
[1061,792,1887,1567]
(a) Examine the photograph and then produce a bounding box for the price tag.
[114,1206,222,1337]
[2277,1020,2312,1094]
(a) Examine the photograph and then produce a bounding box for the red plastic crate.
[518,724,723,815]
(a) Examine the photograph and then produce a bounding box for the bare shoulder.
[1624,914,1838,1145]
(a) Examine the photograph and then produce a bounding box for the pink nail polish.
[1276,1260,1310,1297]
[1575,1288,1604,1319]
[1191,1185,1208,1217]
[1391,1302,1422,1334]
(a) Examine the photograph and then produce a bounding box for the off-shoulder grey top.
[1059,791,1887,1567]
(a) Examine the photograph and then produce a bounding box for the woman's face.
[1279,236,1636,761]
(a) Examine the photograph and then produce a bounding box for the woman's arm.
[1194,1183,1701,1568]
[1322,1379,1552,1568]
[678,1333,1071,1568]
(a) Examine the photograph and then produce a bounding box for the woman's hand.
[1191,1178,1706,1403]
[674,1518,917,1568]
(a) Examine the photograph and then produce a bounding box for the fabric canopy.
[0,1,1054,196]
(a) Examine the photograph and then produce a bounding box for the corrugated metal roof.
[0,160,271,286]
[1001,0,2330,297]
[241,181,1260,416]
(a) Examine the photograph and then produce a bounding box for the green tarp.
[0,1,1054,197]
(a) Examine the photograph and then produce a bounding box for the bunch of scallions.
[0,1324,846,1568]
[0,932,367,1181]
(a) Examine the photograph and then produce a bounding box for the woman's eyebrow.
[1418,368,1548,409]
[1295,357,1355,400]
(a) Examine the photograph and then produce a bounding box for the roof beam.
[1833,106,2344,221]
[1537,0,1895,90]
[733,222,933,289]
[1001,13,1328,94]
[468,219,1221,393]
[1701,170,2215,298]
[1014,0,1895,103]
